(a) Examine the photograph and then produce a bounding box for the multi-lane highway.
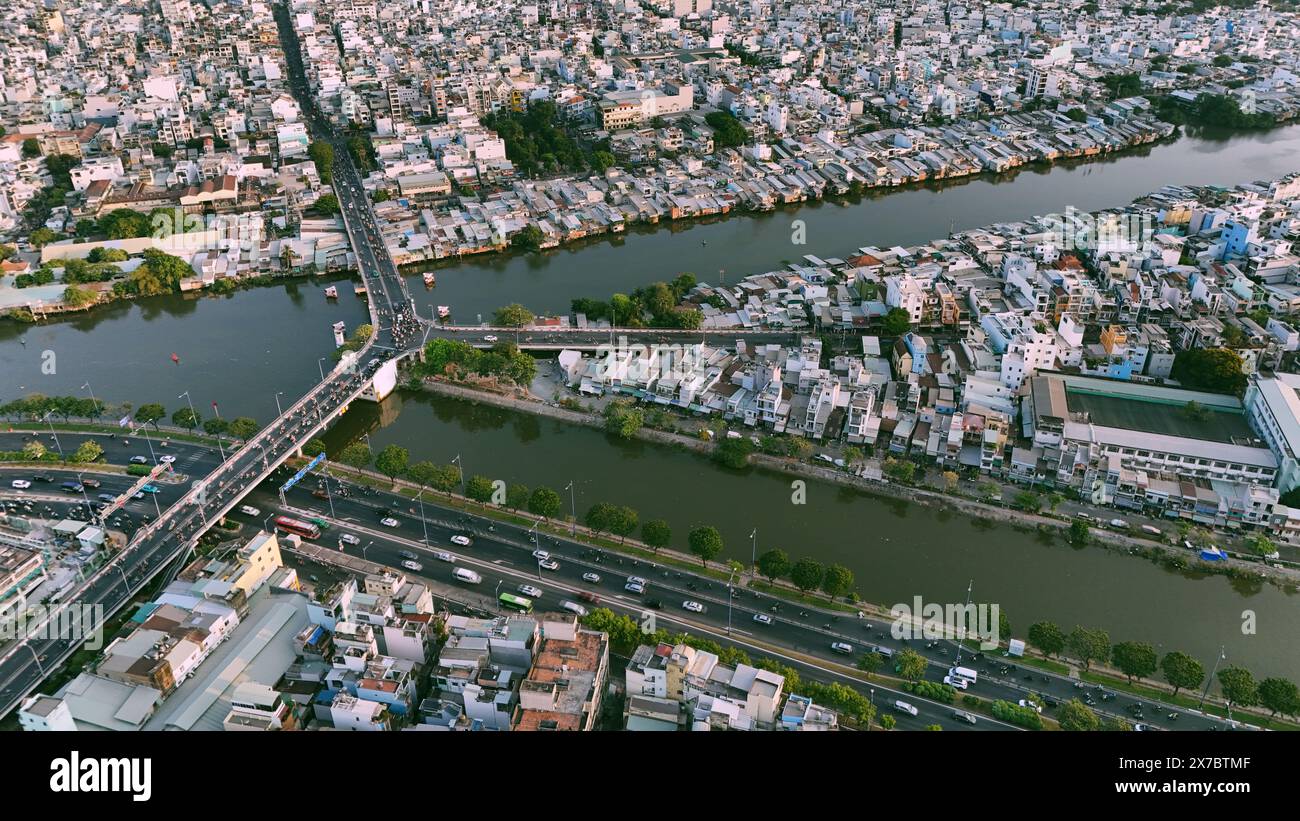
[225,468,1237,732]
[1,434,1255,731]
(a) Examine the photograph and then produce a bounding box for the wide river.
[3,123,1299,679]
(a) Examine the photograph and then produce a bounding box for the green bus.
[498,593,534,614]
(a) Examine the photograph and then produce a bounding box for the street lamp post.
[41,411,64,459]
[274,391,284,417]
[318,357,328,381]
[177,391,198,436]
[210,402,227,461]
[750,528,757,579]
[80,381,99,419]
[565,480,576,536]
[26,645,45,676]
[452,454,465,495]
[416,486,429,546]
[1198,645,1227,711]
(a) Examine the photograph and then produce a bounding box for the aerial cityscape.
[0,0,1297,775]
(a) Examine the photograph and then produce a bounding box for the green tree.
[610,505,639,543]
[134,403,166,431]
[703,110,749,147]
[1057,699,1101,731]
[880,308,912,336]
[29,227,57,248]
[308,141,335,182]
[202,417,230,437]
[1066,626,1111,671]
[22,441,46,461]
[304,438,328,457]
[714,436,754,469]
[757,549,790,583]
[789,557,824,593]
[857,651,884,676]
[821,564,854,601]
[228,417,259,439]
[432,464,462,497]
[1069,519,1090,544]
[171,407,200,431]
[1160,651,1205,698]
[585,501,619,535]
[494,303,535,327]
[405,460,440,491]
[528,486,563,519]
[1027,621,1066,658]
[1246,533,1277,557]
[896,648,928,682]
[1013,491,1042,512]
[22,138,40,158]
[374,444,410,484]
[603,401,644,439]
[641,519,671,552]
[312,193,341,214]
[1111,641,1158,684]
[506,483,531,510]
[1170,348,1247,395]
[62,285,97,308]
[336,442,372,471]
[1257,677,1300,719]
[72,439,103,463]
[1217,666,1258,715]
[510,225,544,252]
[465,475,495,504]
[880,714,896,730]
[687,525,724,567]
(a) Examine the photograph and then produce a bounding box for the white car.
[483,335,499,343]
[624,581,645,594]
[517,584,543,598]
[10,480,31,489]
[582,572,601,583]
[339,533,360,546]
[432,551,456,563]
[943,675,969,690]
[753,613,773,625]
[380,517,400,527]
[539,559,559,571]
[626,575,647,587]
[401,560,423,572]
[450,535,472,546]
[532,549,550,561]
[238,505,260,517]
[681,600,705,613]
[158,455,176,464]
[1018,699,1043,714]
[830,641,854,654]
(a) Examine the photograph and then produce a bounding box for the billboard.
[280,452,327,494]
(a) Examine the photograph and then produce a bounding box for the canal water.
[4,123,1300,680]
[324,390,1300,682]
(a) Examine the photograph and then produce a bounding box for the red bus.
[274,516,321,540]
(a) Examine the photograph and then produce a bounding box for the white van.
[894,700,919,716]
[452,567,482,585]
